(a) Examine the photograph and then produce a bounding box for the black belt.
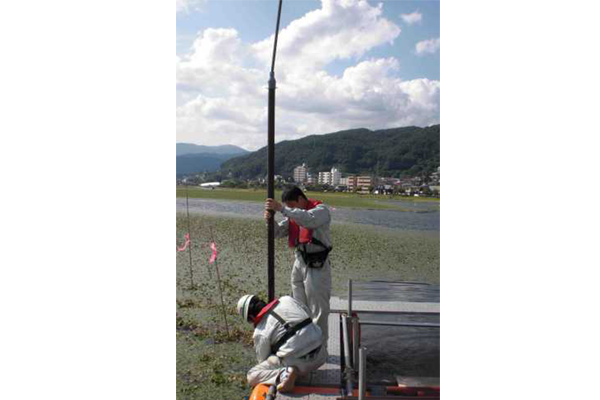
[270,312,313,355]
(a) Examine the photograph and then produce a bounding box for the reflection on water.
[359,313,440,383]
[176,198,439,231]
[345,281,440,383]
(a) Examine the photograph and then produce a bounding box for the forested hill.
[176,152,241,176]
[221,125,440,179]
[176,143,249,156]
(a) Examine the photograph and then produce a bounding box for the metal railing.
[359,320,440,328]
[343,279,440,399]
[341,312,354,395]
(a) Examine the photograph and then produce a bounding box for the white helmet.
[237,294,255,322]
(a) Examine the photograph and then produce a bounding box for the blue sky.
[176,0,440,150]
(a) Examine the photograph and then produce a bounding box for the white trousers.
[246,347,327,387]
[291,256,332,350]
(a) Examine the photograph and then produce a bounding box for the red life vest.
[253,298,279,327]
[287,199,322,248]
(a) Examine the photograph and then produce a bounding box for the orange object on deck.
[249,384,271,400]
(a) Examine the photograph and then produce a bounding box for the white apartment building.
[318,167,342,186]
[293,163,308,183]
[318,171,331,185]
[331,167,341,186]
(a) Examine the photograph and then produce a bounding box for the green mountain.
[176,152,241,176]
[221,125,440,179]
[176,143,249,156]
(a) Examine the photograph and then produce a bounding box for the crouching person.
[237,294,326,393]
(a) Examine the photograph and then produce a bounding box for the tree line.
[220,125,440,180]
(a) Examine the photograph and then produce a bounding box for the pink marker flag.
[177,233,190,252]
[209,241,218,264]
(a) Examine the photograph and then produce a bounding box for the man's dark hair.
[282,186,308,203]
[248,296,267,321]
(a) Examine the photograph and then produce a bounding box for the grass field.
[176,186,439,211]
[176,213,439,400]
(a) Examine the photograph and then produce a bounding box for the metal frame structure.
[340,279,440,400]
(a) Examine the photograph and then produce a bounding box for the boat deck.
[277,282,440,400]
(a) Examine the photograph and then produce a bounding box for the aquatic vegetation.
[176,212,439,399]
[176,186,439,211]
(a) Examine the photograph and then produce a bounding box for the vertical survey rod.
[267,72,276,302]
[267,0,283,302]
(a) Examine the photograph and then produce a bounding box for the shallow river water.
[176,198,439,231]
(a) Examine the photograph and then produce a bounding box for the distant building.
[306,173,317,185]
[318,171,331,185]
[318,167,341,186]
[346,175,357,191]
[356,175,373,189]
[293,163,308,183]
[331,167,341,186]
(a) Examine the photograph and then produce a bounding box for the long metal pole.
[358,347,367,400]
[342,315,353,370]
[342,315,354,394]
[267,0,283,302]
[267,73,275,302]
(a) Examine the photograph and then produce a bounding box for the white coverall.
[274,203,332,350]
[247,296,326,386]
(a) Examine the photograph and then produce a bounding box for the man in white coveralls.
[238,294,326,392]
[264,186,332,352]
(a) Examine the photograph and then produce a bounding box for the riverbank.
[176,186,439,211]
[176,197,439,230]
[176,213,439,400]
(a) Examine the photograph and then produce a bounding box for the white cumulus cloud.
[176,0,206,14]
[177,0,440,150]
[401,10,422,25]
[251,0,400,74]
[415,38,440,55]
